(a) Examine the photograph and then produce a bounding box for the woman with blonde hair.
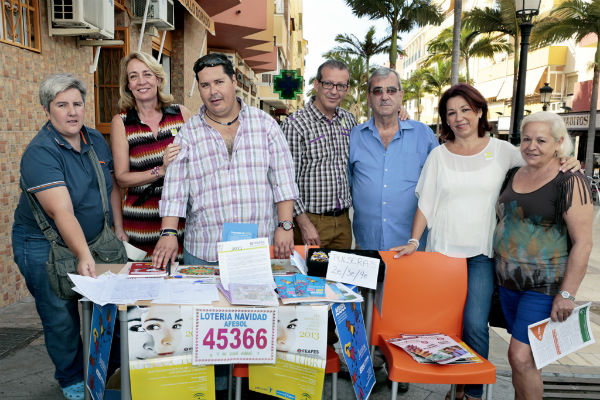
[494,111,592,399]
[111,52,191,260]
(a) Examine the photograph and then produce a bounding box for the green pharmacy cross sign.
[273,70,303,100]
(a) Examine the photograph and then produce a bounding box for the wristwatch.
[277,220,294,231]
[559,290,575,301]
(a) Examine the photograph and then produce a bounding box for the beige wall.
[0,0,94,306]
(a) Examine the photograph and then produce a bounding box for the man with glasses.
[281,60,357,249]
[154,52,298,266]
[349,67,438,255]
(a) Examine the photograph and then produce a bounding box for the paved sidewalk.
[1,207,599,399]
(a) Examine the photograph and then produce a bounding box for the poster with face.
[276,305,327,359]
[127,305,194,360]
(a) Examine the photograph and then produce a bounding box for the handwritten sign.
[192,307,277,365]
[326,251,380,289]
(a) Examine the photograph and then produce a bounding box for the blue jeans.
[12,224,83,388]
[463,254,494,399]
[183,247,227,390]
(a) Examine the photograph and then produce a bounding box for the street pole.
[510,22,533,145]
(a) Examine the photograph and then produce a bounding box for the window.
[152,30,172,94]
[0,0,40,51]
[94,28,129,135]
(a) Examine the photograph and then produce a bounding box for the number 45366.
[202,328,268,350]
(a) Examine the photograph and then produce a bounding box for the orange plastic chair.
[371,251,496,400]
[231,245,340,400]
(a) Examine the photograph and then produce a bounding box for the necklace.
[205,111,239,126]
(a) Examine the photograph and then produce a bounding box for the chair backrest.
[371,251,467,344]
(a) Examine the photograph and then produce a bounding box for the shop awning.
[475,78,505,99]
[496,67,546,100]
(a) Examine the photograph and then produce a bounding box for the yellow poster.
[249,351,326,399]
[130,355,215,400]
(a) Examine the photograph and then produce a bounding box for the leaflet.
[388,333,476,364]
[528,302,596,369]
[217,237,274,288]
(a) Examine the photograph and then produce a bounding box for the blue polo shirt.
[348,118,438,251]
[14,121,114,241]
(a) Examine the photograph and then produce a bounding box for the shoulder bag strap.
[86,145,111,227]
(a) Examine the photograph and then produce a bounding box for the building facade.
[0,0,306,307]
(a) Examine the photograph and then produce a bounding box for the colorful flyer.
[274,274,325,299]
[249,351,326,400]
[127,305,194,361]
[222,222,258,242]
[277,305,328,359]
[192,307,277,365]
[86,303,117,400]
[129,355,215,400]
[332,301,376,400]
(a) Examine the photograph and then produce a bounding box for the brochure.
[171,264,220,280]
[217,237,274,288]
[222,222,258,242]
[276,305,328,358]
[127,262,172,278]
[86,303,117,400]
[528,302,596,369]
[387,333,477,364]
[274,274,326,299]
[279,281,363,304]
[217,283,279,306]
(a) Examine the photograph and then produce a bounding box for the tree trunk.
[390,25,398,69]
[585,41,600,178]
[451,0,462,85]
[366,57,371,119]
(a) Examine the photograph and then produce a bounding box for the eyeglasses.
[319,80,349,92]
[370,86,400,96]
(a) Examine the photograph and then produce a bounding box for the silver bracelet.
[407,238,420,248]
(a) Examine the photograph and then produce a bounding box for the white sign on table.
[192,306,277,365]
[325,251,380,289]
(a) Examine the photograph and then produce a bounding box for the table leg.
[119,308,131,400]
[81,300,92,400]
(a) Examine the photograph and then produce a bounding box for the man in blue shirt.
[349,67,438,252]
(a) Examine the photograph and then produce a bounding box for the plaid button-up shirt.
[281,99,357,216]
[160,98,299,261]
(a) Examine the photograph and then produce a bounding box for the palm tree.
[532,0,600,178]
[331,26,392,117]
[402,68,427,121]
[451,0,463,85]
[344,0,443,69]
[423,59,453,135]
[425,25,511,84]
[463,0,519,129]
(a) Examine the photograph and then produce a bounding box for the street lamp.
[509,0,542,144]
[540,82,553,111]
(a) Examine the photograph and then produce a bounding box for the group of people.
[12,50,593,400]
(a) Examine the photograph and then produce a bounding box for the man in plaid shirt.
[281,60,357,249]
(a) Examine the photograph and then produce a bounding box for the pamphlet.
[217,283,279,306]
[332,301,376,400]
[171,264,220,279]
[528,302,596,369]
[387,333,476,364]
[86,303,117,400]
[276,305,328,358]
[222,222,258,242]
[274,274,326,299]
[217,237,274,288]
[127,262,171,278]
[271,259,305,275]
[279,281,363,304]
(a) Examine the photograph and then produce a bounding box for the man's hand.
[152,235,178,269]
[274,228,294,259]
[550,295,575,322]
[77,252,97,278]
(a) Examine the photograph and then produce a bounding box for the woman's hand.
[77,251,97,278]
[390,243,418,258]
[114,226,129,241]
[550,295,575,322]
[162,143,181,170]
[559,156,581,173]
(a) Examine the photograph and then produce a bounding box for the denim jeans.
[183,247,227,390]
[463,254,495,399]
[12,224,83,388]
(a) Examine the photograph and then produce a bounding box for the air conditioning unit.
[48,0,114,39]
[133,0,175,30]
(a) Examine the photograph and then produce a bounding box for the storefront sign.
[192,307,277,365]
[177,0,215,35]
[561,113,600,130]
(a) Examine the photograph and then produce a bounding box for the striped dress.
[121,105,185,261]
